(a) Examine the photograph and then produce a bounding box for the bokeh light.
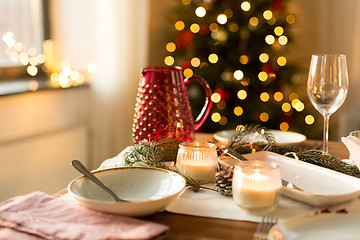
[217,14,228,24]
[166,42,176,52]
[237,90,247,100]
[234,106,243,116]
[241,1,251,11]
[305,115,315,125]
[195,7,206,17]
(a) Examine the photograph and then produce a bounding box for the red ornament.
[199,25,210,35]
[214,89,230,101]
[180,61,191,70]
[261,64,275,73]
[176,30,195,50]
[271,0,286,12]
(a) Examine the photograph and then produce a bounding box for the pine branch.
[124,138,180,168]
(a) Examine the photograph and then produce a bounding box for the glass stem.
[323,114,331,153]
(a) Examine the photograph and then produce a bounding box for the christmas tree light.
[165,0,314,133]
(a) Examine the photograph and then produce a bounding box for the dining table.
[54,133,350,240]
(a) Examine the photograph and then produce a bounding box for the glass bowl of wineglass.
[307,54,349,152]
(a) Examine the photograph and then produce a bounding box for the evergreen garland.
[227,126,360,178]
[125,126,359,193]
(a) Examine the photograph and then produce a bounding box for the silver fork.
[253,215,278,240]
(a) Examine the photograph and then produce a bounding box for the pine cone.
[215,164,234,196]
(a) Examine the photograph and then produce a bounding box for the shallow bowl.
[68,166,186,217]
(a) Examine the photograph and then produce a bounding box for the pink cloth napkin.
[0,191,169,240]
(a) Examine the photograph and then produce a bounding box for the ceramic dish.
[214,129,307,146]
[68,166,186,217]
[220,151,360,207]
[268,213,360,240]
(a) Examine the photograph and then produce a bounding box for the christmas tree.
[163,0,315,133]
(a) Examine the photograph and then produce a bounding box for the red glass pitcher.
[133,66,213,143]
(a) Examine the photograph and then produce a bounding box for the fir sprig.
[228,124,275,153]
[124,138,180,168]
[124,138,216,192]
[228,126,360,179]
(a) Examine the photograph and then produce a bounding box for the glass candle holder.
[232,161,281,211]
[348,130,360,164]
[350,130,360,138]
[176,142,218,184]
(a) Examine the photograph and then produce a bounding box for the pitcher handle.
[184,76,213,131]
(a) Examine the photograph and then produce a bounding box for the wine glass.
[307,54,349,153]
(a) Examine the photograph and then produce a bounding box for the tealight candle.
[176,142,218,183]
[232,161,281,211]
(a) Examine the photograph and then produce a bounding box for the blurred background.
[0,0,359,201]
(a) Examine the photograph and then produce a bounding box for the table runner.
[86,147,360,222]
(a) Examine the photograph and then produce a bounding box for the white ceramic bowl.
[68,166,186,217]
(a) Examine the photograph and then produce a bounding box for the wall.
[0,88,90,201]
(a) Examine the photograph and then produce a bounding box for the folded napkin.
[341,136,360,170]
[0,191,169,240]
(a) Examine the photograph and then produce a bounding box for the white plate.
[214,129,307,145]
[220,151,360,207]
[268,214,360,240]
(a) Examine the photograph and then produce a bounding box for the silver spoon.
[71,160,127,202]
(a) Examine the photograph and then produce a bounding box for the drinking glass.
[307,54,349,152]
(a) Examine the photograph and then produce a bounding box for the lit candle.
[232,161,281,211]
[176,142,218,183]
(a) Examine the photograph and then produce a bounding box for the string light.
[224,9,233,18]
[164,56,174,66]
[209,23,219,32]
[274,92,283,101]
[219,116,228,125]
[263,10,273,20]
[274,26,284,36]
[259,53,269,63]
[175,21,185,31]
[239,55,249,64]
[265,35,275,45]
[166,42,176,52]
[260,112,269,122]
[211,92,221,103]
[195,7,206,17]
[305,115,315,125]
[289,92,298,101]
[208,53,219,63]
[181,0,191,4]
[278,35,288,45]
[183,68,193,77]
[2,31,93,88]
[191,57,201,67]
[234,70,244,80]
[282,102,291,112]
[237,89,247,100]
[277,56,287,66]
[286,15,296,24]
[258,71,268,81]
[280,122,289,131]
[229,23,239,32]
[234,106,243,116]
[217,100,226,109]
[217,14,228,24]
[249,17,259,27]
[260,92,270,102]
[211,112,221,122]
[190,23,200,33]
[241,1,251,11]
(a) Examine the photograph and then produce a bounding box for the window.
[0,0,44,80]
